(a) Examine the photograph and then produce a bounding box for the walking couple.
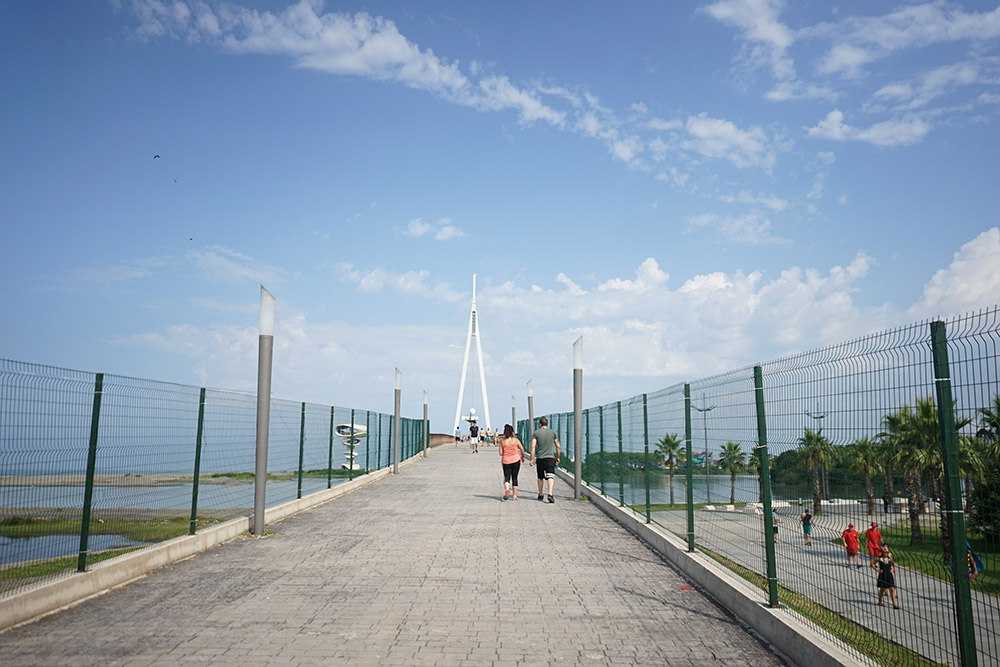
[499,417,561,503]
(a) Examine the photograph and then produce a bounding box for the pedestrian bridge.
[0,444,808,666]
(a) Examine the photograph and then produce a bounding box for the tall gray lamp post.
[511,394,516,433]
[423,391,429,458]
[573,336,583,499]
[527,379,534,441]
[253,286,275,536]
[691,394,715,504]
[393,368,401,474]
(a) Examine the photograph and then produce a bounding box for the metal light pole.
[393,368,401,474]
[691,394,715,504]
[527,379,534,440]
[253,286,275,536]
[805,403,828,503]
[511,394,516,433]
[573,336,583,499]
[423,391,429,458]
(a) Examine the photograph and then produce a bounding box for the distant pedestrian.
[499,424,525,501]
[800,509,813,546]
[865,522,883,565]
[842,523,861,567]
[470,423,480,453]
[529,417,561,503]
[771,510,781,543]
[968,541,984,580]
[455,427,461,445]
[873,546,899,609]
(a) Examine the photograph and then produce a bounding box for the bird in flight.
[153,154,160,159]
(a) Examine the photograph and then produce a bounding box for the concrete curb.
[556,469,861,667]
[1,457,422,632]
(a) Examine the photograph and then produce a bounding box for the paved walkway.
[0,445,787,666]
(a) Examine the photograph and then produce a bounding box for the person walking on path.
[865,522,883,566]
[842,523,861,567]
[772,510,782,543]
[499,424,525,501]
[529,417,561,503]
[800,509,813,546]
[873,546,900,609]
[469,422,480,453]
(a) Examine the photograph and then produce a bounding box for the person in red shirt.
[865,522,883,566]
[842,523,861,568]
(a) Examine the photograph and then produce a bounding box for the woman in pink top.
[499,424,525,501]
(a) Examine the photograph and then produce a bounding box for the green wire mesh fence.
[0,361,426,599]
[522,308,999,667]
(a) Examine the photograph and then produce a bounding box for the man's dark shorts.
[536,457,556,480]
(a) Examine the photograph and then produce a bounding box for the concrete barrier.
[1,457,421,632]
[556,469,860,667]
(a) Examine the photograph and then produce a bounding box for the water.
[0,477,348,565]
[0,534,148,565]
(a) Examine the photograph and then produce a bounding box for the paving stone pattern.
[0,445,787,666]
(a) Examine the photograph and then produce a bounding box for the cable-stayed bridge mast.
[453,274,491,434]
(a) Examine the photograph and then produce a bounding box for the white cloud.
[868,61,988,112]
[402,217,465,241]
[808,109,932,147]
[701,0,796,80]
[719,189,788,211]
[121,1,565,128]
[188,246,283,285]
[909,227,1000,318]
[338,264,464,302]
[816,3,1000,78]
[683,113,775,168]
[686,211,789,245]
[404,218,432,237]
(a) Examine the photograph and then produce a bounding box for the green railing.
[0,361,427,598]
[522,307,1000,667]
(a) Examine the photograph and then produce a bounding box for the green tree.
[844,438,878,515]
[797,428,833,515]
[656,433,683,506]
[718,441,746,504]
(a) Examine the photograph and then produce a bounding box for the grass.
[0,515,223,542]
[0,547,143,587]
[702,549,944,667]
[206,468,369,481]
[874,522,999,598]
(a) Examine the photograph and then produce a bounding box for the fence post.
[599,405,605,496]
[378,414,383,470]
[643,394,651,524]
[617,401,624,507]
[754,366,779,608]
[189,387,206,535]
[77,372,104,572]
[684,384,695,552]
[583,408,590,487]
[297,402,305,499]
[931,321,978,666]
[365,410,371,474]
[328,407,334,489]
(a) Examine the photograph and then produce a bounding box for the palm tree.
[656,433,683,506]
[797,428,832,515]
[718,441,746,504]
[844,438,877,515]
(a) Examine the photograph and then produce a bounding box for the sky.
[2,0,1000,433]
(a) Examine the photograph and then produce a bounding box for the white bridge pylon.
[453,274,492,434]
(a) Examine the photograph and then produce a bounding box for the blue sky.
[2,0,1000,432]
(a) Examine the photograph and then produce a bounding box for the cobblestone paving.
[0,446,788,666]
